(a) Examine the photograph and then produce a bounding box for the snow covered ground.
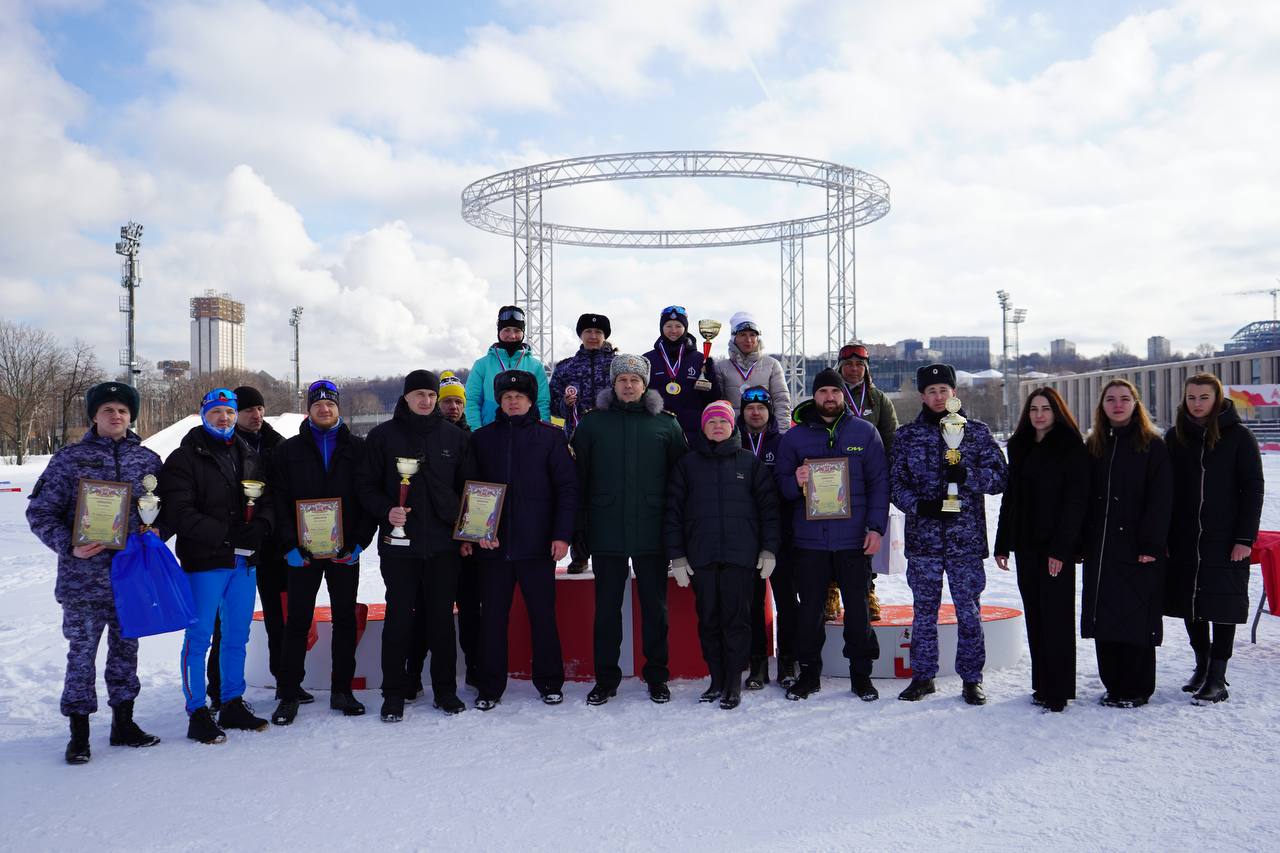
[1,450,1277,852]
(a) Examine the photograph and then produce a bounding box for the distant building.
[156,360,191,381]
[1147,335,1171,362]
[190,291,245,374]
[929,336,991,371]
[895,339,924,361]
[1050,338,1076,360]
[1223,321,1280,355]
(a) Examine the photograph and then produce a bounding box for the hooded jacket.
[714,339,791,431]
[465,342,552,427]
[1164,400,1263,624]
[570,388,687,557]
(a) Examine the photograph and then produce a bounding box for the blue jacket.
[465,343,552,427]
[466,409,579,561]
[548,342,616,438]
[26,427,163,606]
[774,400,889,552]
[890,407,1007,560]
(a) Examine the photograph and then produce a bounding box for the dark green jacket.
[571,388,687,557]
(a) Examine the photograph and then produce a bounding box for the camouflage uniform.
[890,409,1007,682]
[26,427,163,715]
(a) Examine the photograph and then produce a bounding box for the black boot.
[745,657,769,690]
[777,656,798,689]
[720,680,742,710]
[785,666,821,700]
[962,681,987,706]
[699,677,724,703]
[330,692,366,716]
[566,558,588,575]
[65,714,91,764]
[1193,659,1230,704]
[276,687,315,705]
[271,699,300,726]
[897,678,936,702]
[586,683,616,706]
[433,694,466,715]
[851,672,879,702]
[647,681,671,704]
[218,697,269,731]
[109,700,160,747]
[187,707,226,744]
[380,695,404,723]
[1182,649,1210,693]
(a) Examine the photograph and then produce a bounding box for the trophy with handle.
[940,397,966,513]
[235,479,266,556]
[137,474,160,533]
[387,457,420,545]
[694,319,722,391]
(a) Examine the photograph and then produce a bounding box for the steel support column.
[780,225,806,402]
[512,178,553,366]
[826,184,855,360]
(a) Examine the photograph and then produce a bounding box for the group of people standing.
[26,302,1264,764]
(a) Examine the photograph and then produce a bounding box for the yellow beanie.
[439,370,466,402]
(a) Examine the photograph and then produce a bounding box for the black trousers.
[592,554,669,688]
[1014,549,1076,701]
[1095,640,1156,701]
[208,557,286,699]
[478,557,564,699]
[793,548,878,676]
[277,559,360,698]
[1185,619,1236,661]
[692,563,755,683]
[381,552,460,699]
[408,554,480,684]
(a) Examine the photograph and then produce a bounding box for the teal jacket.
[465,343,552,427]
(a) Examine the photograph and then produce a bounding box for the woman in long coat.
[1081,379,1171,708]
[1164,373,1263,704]
[994,387,1089,712]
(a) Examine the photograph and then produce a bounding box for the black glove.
[944,464,968,485]
[231,518,268,551]
[915,499,947,520]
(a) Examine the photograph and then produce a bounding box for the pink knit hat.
[701,400,736,430]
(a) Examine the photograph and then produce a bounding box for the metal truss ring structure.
[461,150,890,399]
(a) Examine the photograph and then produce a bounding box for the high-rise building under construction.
[190,290,245,374]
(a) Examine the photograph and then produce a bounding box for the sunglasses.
[498,307,526,322]
[741,387,771,405]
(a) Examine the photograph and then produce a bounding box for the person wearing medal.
[269,380,378,726]
[465,305,552,428]
[26,381,163,763]
[714,312,791,429]
[890,364,1007,706]
[644,305,723,442]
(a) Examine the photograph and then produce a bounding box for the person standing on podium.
[890,364,1007,706]
[269,380,377,725]
[773,369,889,702]
[357,370,469,722]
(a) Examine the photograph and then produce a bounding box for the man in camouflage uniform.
[26,382,163,763]
[890,364,1007,705]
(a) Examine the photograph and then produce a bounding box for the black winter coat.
[993,425,1090,563]
[1081,423,1172,647]
[357,398,469,558]
[465,409,579,561]
[158,425,275,573]
[271,420,378,560]
[664,430,781,568]
[1164,401,1264,624]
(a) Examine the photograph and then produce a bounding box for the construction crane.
[1230,282,1280,321]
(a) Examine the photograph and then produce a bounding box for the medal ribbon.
[843,382,867,418]
[658,344,683,380]
[495,347,526,373]
[746,431,764,458]
[732,359,757,384]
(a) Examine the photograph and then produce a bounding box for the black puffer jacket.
[1081,422,1172,646]
[1164,401,1264,624]
[158,425,275,572]
[357,398,468,558]
[993,424,1090,563]
[271,420,378,559]
[664,429,780,568]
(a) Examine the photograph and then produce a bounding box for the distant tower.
[289,306,303,403]
[1147,335,1171,363]
[189,291,246,374]
[115,222,143,380]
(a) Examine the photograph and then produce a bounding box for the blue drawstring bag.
[111,531,197,639]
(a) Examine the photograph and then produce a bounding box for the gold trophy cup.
[235,480,266,556]
[695,319,722,391]
[940,397,966,513]
[137,474,160,532]
[388,457,420,544]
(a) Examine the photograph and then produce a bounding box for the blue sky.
[3,0,1277,380]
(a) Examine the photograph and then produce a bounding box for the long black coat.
[356,398,469,558]
[664,430,781,568]
[465,409,579,561]
[1081,423,1172,647]
[993,425,1090,563]
[158,425,275,573]
[271,420,378,559]
[1164,401,1264,624]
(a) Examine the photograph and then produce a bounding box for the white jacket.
[715,339,792,430]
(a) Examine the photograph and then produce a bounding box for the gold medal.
[666,381,682,395]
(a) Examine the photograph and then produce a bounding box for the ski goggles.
[741,386,772,406]
[838,343,869,362]
[498,307,526,323]
[661,305,687,316]
[308,379,339,402]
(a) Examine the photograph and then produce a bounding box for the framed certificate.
[73,479,132,550]
[452,481,508,543]
[296,498,344,559]
[803,457,852,521]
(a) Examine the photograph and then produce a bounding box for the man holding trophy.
[159,388,275,742]
[357,370,470,722]
[269,380,378,725]
[890,364,1007,705]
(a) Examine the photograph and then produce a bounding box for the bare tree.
[54,339,105,447]
[0,321,62,463]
